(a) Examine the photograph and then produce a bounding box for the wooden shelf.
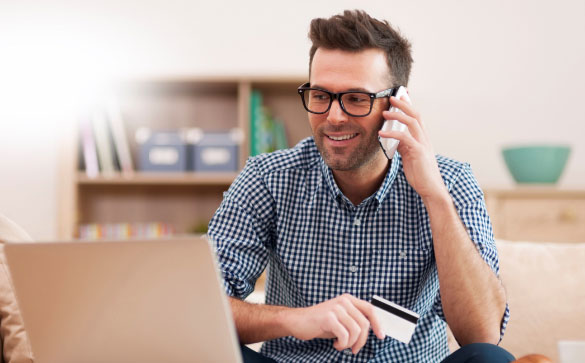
[484,188,585,243]
[484,187,585,199]
[58,76,310,238]
[76,172,238,186]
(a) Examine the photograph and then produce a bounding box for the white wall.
[1,0,584,239]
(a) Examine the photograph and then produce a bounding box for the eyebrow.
[310,84,373,93]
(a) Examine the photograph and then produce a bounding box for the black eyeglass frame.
[297,82,397,117]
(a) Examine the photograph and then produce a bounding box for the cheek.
[308,113,325,130]
[363,113,385,135]
[376,98,390,112]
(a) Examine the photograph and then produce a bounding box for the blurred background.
[0,0,584,240]
[1,2,585,360]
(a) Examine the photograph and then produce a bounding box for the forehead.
[310,48,391,92]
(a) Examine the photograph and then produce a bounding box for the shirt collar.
[320,158,343,203]
[320,152,401,209]
[374,152,400,207]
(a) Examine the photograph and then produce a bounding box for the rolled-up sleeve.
[208,157,275,300]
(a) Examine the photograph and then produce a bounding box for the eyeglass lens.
[303,89,372,116]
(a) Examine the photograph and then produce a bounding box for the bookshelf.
[58,76,311,239]
[484,187,585,243]
[75,172,239,186]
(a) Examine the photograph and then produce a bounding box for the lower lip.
[325,134,358,147]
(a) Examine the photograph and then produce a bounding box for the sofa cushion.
[497,239,585,362]
[0,214,34,363]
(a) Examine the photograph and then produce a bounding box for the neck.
[331,152,390,206]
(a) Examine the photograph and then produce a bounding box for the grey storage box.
[188,129,241,172]
[136,128,188,172]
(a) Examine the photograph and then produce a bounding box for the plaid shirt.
[209,137,509,363]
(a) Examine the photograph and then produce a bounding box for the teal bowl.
[502,145,571,184]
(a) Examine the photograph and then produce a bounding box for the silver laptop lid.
[4,236,242,363]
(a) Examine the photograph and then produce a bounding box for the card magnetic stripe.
[371,299,419,324]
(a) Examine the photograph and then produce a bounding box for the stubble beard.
[315,127,384,172]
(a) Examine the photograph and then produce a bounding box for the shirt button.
[353,218,361,226]
[349,265,358,273]
[343,349,353,356]
[399,250,407,259]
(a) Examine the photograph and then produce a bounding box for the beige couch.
[496,239,585,362]
[0,213,582,362]
[250,240,585,361]
[0,215,34,363]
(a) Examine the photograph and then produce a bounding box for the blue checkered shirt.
[209,137,509,363]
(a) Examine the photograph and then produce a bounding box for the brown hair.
[308,10,413,87]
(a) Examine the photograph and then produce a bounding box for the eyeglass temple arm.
[375,87,399,98]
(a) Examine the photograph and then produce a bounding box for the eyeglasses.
[297,82,396,117]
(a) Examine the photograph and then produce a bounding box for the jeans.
[441,343,515,363]
[240,342,515,362]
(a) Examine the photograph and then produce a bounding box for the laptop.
[3,236,242,363]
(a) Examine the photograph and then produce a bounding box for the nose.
[326,98,348,125]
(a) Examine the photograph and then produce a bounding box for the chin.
[323,155,362,171]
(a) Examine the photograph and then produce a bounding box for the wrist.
[275,306,297,337]
[421,188,452,210]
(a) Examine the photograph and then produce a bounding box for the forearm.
[229,297,293,344]
[231,294,386,353]
[424,193,506,345]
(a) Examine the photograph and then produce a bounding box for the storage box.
[136,128,188,172]
[188,129,240,172]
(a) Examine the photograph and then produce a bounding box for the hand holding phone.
[379,86,411,159]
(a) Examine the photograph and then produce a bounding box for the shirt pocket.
[377,247,434,309]
[388,224,433,252]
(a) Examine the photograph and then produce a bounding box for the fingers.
[339,297,371,353]
[303,294,387,355]
[324,311,350,350]
[332,301,361,351]
[382,111,423,143]
[378,126,418,151]
[389,95,420,123]
[328,295,385,354]
[350,297,386,341]
[383,96,426,140]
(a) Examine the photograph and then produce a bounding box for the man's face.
[308,48,392,172]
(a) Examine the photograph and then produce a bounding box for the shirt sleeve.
[431,162,510,343]
[207,157,276,300]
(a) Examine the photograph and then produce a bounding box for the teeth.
[329,134,357,141]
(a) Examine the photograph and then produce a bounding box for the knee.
[446,343,515,363]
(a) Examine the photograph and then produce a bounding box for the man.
[209,10,512,363]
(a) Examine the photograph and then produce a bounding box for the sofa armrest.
[0,214,34,363]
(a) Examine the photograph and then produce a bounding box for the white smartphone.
[379,86,411,159]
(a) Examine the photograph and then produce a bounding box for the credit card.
[371,295,419,344]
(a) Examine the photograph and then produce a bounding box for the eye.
[346,93,370,103]
[309,91,329,102]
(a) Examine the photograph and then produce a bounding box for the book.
[249,90,289,156]
[249,90,263,156]
[258,106,274,153]
[273,118,288,151]
[91,109,116,176]
[78,222,175,240]
[79,114,99,178]
[106,98,134,175]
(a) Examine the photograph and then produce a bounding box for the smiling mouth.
[327,133,358,141]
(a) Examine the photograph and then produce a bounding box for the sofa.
[1,212,582,362]
[0,215,34,363]
[249,239,585,362]
[495,239,585,362]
